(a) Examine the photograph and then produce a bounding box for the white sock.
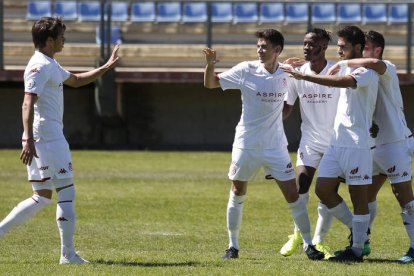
[288,197,312,247]
[368,201,377,230]
[313,202,333,244]
[327,200,353,229]
[401,200,414,249]
[227,191,245,250]
[56,185,76,257]
[351,214,370,256]
[294,193,309,232]
[0,194,51,235]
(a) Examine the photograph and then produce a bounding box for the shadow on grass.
[93,259,201,267]
[365,258,402,264]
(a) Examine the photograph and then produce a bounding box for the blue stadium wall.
[1,81,412,151]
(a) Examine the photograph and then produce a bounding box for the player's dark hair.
[32,17,66,49]
[306,28,332,43]
[365,30,385,59]
[337,26,365,54]
[255,29,284,52]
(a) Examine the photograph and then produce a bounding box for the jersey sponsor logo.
[350,167,359,175]
[301,93,333,104]
[39,166,49,171]
[58,168,68,174]
[27,79,36,89]
[388,172,400,178]
[256,92,285,103]
[387,165,396,173]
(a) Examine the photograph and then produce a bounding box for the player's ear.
[274,45,282,55]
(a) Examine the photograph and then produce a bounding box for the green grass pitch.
[0,149,412,275]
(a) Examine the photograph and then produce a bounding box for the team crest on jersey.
[282,78,287,87]
[27,79,36,89]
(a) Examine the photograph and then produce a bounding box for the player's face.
[257,38,280,64]
[303,33,326,62]
[53,31,65,53]
[363,40,376,58]
[337,37,358,60]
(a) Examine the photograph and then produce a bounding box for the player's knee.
[32,194,52,207]
[57,184,75,202]
[298,172,312,194]
[315,183,326,201]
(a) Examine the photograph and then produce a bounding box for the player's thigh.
[228,148,261,181]
[339,147,372,186]
[263,147,295,182]
[317,145,344,179]
[296,142,324,168]
[373,140,412,184]
[27,141,53,182]
[50,139,74,180]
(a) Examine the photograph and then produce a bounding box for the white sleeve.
[380,60,395,81]
[24,63,48,96]
[57,63,71,81]
[218,62,247,91]
[285,78,298,105]
[349,67,376,89]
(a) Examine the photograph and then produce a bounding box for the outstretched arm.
[203,48,220,89]
[64,45,120,88]
[281,65,356,89]
[327,59,386,76]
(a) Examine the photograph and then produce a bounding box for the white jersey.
[331,67,379,149]
[219,60,292,149]
[373,60,412,145]
[286,61,340,150]
[23,51,70,142]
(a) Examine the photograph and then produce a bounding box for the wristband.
[338,60,348,69]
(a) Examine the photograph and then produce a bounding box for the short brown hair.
[32,17,66,49]
[255,29,284,52]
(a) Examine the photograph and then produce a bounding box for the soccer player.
[327,30,414,263]
[278,28,339,259]
[0,17,119,264]
[282,26,379,262]
[203,29,324,260]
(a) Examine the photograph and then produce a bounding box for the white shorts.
[229,147,295,182]
[373,137,414,184]
[26,138,74,182]
[318,145,372,186]
[296,142,326,168]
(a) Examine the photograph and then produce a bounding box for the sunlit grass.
[0,150,411,275]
